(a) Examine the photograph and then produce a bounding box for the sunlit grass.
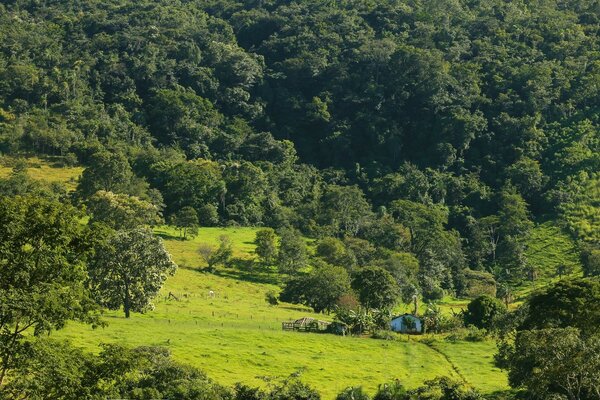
[0,156,82,190]
[55,227,509,398]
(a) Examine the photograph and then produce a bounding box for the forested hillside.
[1,0,598,296]
[1,1,600,398]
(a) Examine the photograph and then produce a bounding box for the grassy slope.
[7,158,508,397]
[56,227,508,398]
[0,156,83,190]
[514,221,582,299]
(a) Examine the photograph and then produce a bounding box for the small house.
[390,314,423,334]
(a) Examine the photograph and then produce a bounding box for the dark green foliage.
[280,262,351,313]
[2,341,232,400]
[507,328,600,399]
[265,290,279,306]
[372,377,481,400]
[519,278,600,335]
[463,295,507,331]
[148,159,225,218]
[76,151,140,199]
[351,267,399,310]
[315,237,356,269]
[336,387,370,400]
[373,380,407,400]
[581,246,600,277]
[1,0,599,298]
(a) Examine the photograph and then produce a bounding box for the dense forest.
[0,0,599,399]
[1,0,598,296]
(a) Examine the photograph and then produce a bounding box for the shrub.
[463,295,507,331]
[373,380,407,400]
[464,327,487,342]
[336,386,370,400]
[265,290,279,306]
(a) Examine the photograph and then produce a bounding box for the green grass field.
[0,156,82,190]
[514,221,583,299]
[6,158,511,397]
[55,226,509,398]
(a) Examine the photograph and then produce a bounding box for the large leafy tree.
[280,262,351,313]
[87,190,162,230]
[88,228,177,318]
[507,328,600,400]
[0,196,99,388]
[351,266,399,310]
[254,228,278,266]
[519,278,600,335]
[277,227,308,274]
[76,151,139,199]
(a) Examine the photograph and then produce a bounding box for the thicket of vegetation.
[0,0,599,398]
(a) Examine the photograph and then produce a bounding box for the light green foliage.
[515,221,582,297]
[254,228,278,265]
[171,206,200,239]
[559,173,600,244]
[88,228,177,318]
[0,157,82,190]
[87,190,162,230]
[277,227,308,274]
[336,386,370,400]
[319,185,373,237]
[0,196,99,387]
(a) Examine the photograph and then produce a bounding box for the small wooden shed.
[390,314,423,334]
[282,317,330,332]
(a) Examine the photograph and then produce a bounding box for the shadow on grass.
[182,258,281,285]
[213,267,280,286]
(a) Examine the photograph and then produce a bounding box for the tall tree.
[0,196,99,388]
[171,206,200,240]
[277,228,307,274]
[351,267,399,310]
[254,228,278,265]
[88,228,177,318]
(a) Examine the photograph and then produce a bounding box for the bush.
[265,290,279,306]
[464,326,487,342]
[198,203,219,226]
[423,286,445,302]
[336,386,370,400]
[463,295,507,331]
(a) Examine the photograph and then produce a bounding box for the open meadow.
[55,226,509,398]
[12,158,589,397]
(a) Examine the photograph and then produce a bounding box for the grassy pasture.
[0,156,82,190]
[56,226,509,398]
[514,221,582,299]
[7,158,512,396]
